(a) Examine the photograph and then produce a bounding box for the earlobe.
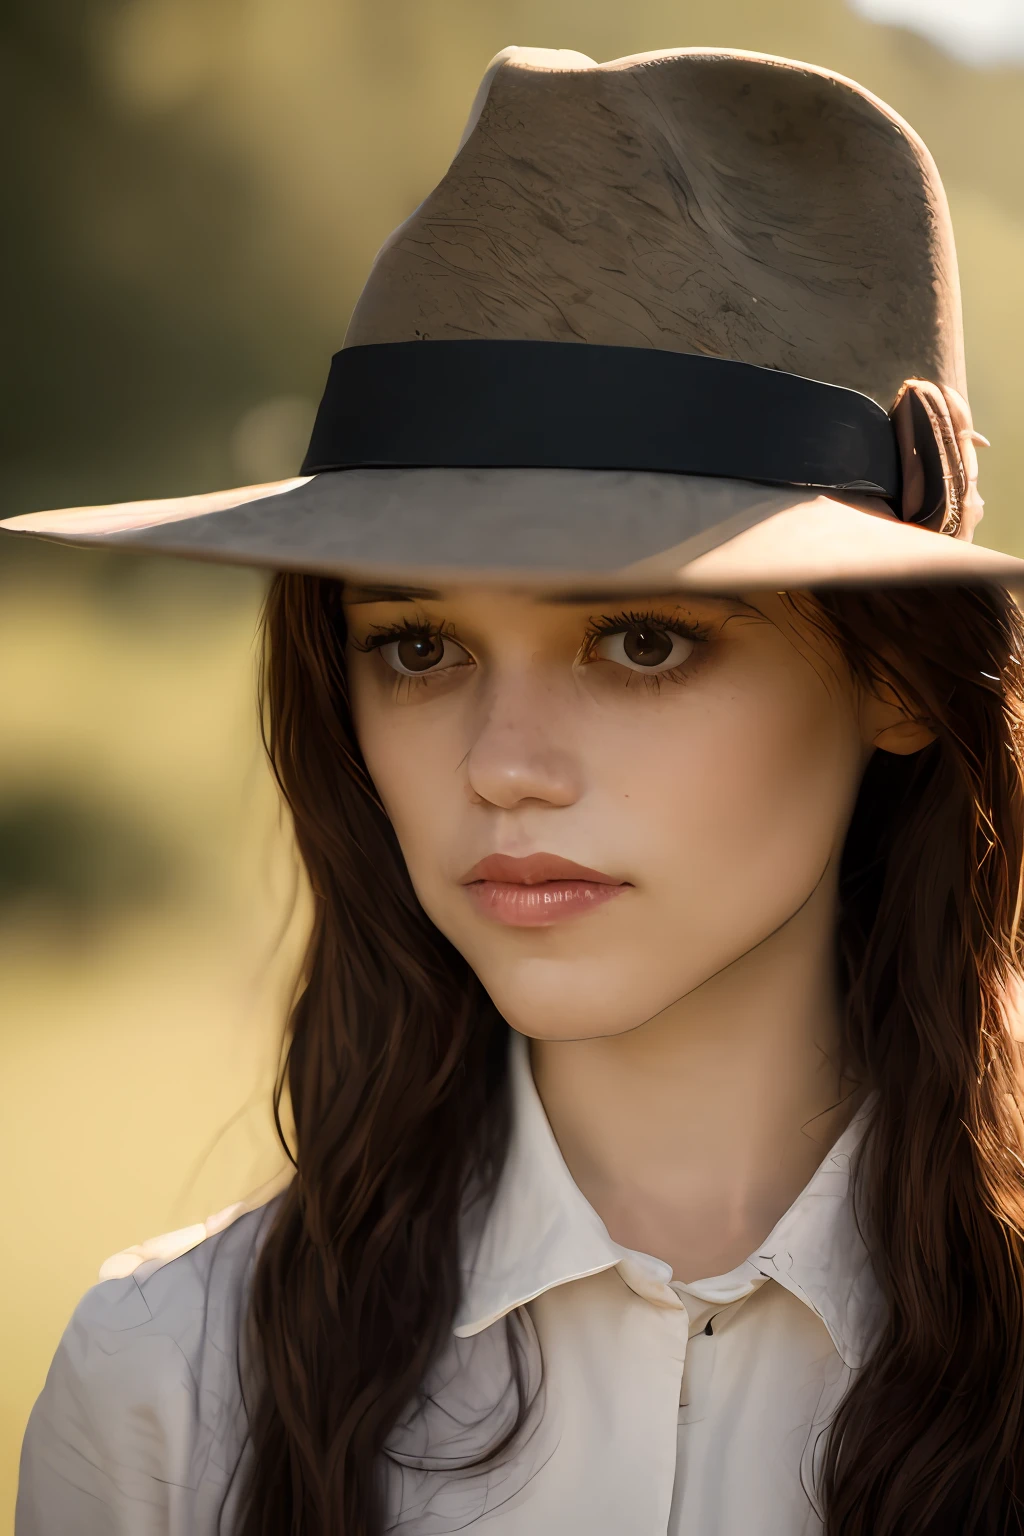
[861,675,937,757]
[871,718,936,756]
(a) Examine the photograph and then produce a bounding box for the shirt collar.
[454,1030,630,1339]
[455,1031,882,1369]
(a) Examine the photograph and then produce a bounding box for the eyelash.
[355,609,709,690]
[355,616,460,657]
[580,610,709,684]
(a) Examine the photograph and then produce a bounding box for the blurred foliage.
[0,788,174,929]
[0,537,268,935]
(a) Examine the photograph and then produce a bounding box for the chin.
[479,961,686,1043]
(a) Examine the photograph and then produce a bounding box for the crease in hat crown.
[344,44,966,418]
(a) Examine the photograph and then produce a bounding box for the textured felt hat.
[3,45,1021,591]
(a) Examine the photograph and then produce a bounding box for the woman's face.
[344,586,877,1040]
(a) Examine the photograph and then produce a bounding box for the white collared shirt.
[412,1032,883,1535]
[17,1034,882,1536]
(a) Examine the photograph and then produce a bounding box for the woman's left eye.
[377,631,470,676]
[593,624,695,674]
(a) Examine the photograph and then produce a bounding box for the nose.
[465,671,581,810]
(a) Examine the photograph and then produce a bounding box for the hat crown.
[345,48,965,411]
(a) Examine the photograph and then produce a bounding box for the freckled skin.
[345,587,892,1042]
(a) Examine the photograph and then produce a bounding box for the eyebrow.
[343,583,750,612]
[344,584,444,605]
[537,588,743,608]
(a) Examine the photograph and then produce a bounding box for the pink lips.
[460,853,629,927]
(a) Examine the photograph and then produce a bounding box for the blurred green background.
[2,0,1022,1526]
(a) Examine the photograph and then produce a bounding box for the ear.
[871,718,936,756]
[861,680,936,756]
[890,379,988,541]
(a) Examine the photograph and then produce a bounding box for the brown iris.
[397,633,445,672]
[623,626,674,667]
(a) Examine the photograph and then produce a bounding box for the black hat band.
[302,339,900,502]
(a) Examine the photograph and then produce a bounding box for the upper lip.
[460,853,624,885]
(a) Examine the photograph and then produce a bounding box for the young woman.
[11,44,1024,1536]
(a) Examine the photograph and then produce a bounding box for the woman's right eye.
[377,632,471,676]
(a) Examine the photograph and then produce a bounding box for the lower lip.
[464,880,628,927]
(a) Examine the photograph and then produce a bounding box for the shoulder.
[74,1193,279,1376]
[16,1193,286,1536]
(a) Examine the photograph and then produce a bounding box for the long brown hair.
[236,575,1024,1536]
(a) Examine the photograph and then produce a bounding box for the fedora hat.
[4,45,1022,592]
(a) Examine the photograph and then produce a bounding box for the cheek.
[622,666,862,919]
[347,671,461,869]
[493,668,862,1038]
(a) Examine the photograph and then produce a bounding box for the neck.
[529,876,855,1282]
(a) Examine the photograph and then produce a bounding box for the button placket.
[677,1323,717,1420]
[671,1292,723,1423]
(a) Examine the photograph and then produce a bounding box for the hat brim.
[2,468,1022,593]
